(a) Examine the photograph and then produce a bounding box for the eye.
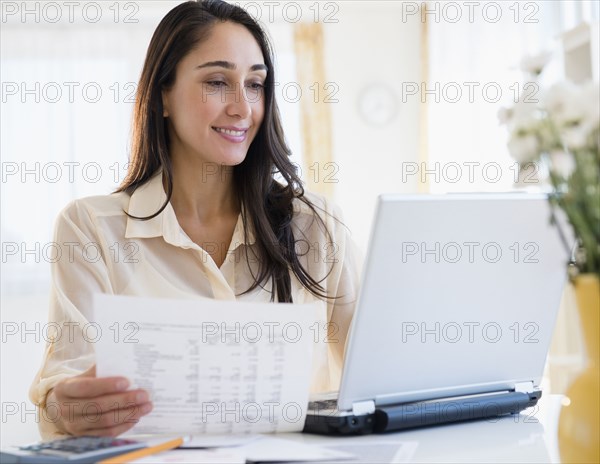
[245,82,265,100]
[205,80,227,88]
[247,82,265,90]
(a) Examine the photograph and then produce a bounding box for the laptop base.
[374,390,541,433]
[303,390,542,435]
[303,410,376,435]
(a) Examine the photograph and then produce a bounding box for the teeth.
[214,127,245,136]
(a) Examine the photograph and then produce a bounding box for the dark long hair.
[117,0,334,302]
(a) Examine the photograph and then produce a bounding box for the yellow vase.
[559,274,600,463]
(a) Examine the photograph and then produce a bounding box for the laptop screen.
[338,193,572,410]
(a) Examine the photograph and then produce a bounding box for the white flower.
[513,161,542,187]
[581,81,600,128]
[577,81,600,145]
[549,150,576,178]
[519,50,553,76]
[505,102,546,162]
[544,80,600,151]
[509,100,539,128]
[562,125,589,150]
[543,81,585,128]
[508,133,540,163]
[497,107,513,125]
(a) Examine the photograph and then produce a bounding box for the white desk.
[275,394,563,463]
[132,394,564,463]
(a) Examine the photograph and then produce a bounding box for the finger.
[82,402,153,431]
[64,402,152,435]
[50,391,149,422]
[56,376,130,399]
[79,389,151,414]
[81,420,140,438]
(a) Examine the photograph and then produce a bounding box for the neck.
[167,159,239,222]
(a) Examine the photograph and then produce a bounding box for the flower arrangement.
[499,56,600,278]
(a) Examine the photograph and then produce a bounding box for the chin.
[219,151,249,167]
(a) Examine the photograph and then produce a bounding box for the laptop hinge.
[514,381,535,393]
[352,400,376,415]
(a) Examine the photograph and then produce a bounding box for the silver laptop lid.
[338,193,572,411]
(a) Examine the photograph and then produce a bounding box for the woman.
[29,0,360,438]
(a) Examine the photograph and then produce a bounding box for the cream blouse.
[29,172,362,438]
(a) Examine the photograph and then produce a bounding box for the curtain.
[293,21,334,198]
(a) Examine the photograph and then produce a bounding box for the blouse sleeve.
[29,200,114,438]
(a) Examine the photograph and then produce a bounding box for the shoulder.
[55,191,130,231]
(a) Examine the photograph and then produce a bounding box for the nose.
[225,83,252,119]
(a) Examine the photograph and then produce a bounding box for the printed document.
[92,294,319,434]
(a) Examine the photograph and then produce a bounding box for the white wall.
[323,1,422,251]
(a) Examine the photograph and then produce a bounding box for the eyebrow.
[195,60,268,72]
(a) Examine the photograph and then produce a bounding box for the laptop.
[303,193,573,435]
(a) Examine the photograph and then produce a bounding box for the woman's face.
[162,21,267,168]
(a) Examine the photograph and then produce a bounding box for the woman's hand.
[45,365,153,437]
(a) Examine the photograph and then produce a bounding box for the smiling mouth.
[212,127,247,136]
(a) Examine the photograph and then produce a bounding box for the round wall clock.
[358,84,398,126]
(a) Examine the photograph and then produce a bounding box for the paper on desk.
[132,437,354,464]
[240,436,354,462]
[131,448,245,463]
[323,440,418,463]
[93,294,320,434]
[179,434,261,448]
